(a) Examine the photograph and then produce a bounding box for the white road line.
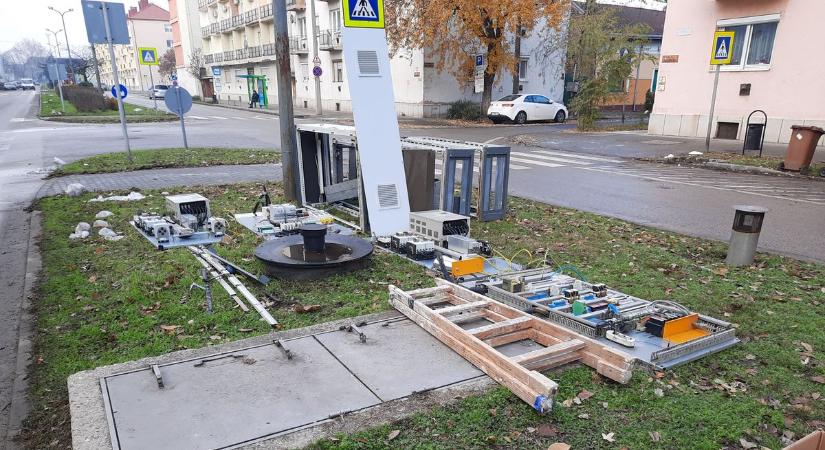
[189,115,209,120]
[483,136,504,145]
[535,150,621,163]
[514,152,592,165]
[579,166,825,206]
[509,164,529,170]
[252,116,268,120]
[509,156,563,168]
[209,116,229,120]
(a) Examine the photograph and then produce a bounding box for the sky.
[0,0,170,53]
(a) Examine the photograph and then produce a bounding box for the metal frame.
[742,109,767,157]
[440,149,475,216]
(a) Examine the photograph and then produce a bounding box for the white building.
[169,0,204,96]
[194,0,567,117]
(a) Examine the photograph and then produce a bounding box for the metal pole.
[308,0,322,115]
[705,64,720,151]
[148,65,158,110]
[102,3,132,162]
[91,45,103,90]
[176,87,189,149]
[56,76,65,112]
[129,20,144,91]
[60,15,73,80]
[272,0,299,201]
[631,42,643,112]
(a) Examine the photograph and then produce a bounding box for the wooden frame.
[388,281,634,413]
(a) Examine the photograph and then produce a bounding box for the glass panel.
[724,25,747,65]
[746,22,777,65]
[498,94,521,101]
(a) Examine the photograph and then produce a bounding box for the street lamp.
[48,6,74,62]
[46,28,63,58]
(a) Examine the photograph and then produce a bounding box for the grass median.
[24,184,825,449]
[706,151,825,177]
[39,90,176,123]
[50,147,281,176]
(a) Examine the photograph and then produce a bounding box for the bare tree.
[187,49,205,81]
[158,49,176,77]
[2,39,49,78]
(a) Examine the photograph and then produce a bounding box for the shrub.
[104,97,118,111]
[61,86,108,112]
[644,90,655,112]
[191,95,201,102]
[78,81,94,87]
[446,100,484,121]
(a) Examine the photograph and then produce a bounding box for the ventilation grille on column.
[357,50,380,76]
[377,184,399,209]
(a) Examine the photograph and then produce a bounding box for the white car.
[487,94,568,124]
[19,78,35,90]
[149,84,169,99]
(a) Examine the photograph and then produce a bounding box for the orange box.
[663,313,709,344]
[450,256,484,277]
[785,431,825,450]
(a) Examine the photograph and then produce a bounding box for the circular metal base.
[254,234,373,280]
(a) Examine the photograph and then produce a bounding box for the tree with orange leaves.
[385,0,569,111]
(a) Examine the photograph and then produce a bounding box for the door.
[534,95,555,120]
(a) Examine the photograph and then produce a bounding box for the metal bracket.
[193,353,246,367]
[340,322,367,343]
[151,364,164,389]
[274,339,293,359]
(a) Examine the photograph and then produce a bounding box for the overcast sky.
[0,0,664,53]
[0,0,170,53]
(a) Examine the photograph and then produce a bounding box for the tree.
[187,49,205,81]
[70,45,96,83]
[158,49,176,77]
[565,0,652,129]
[385,0,568,111]
[2,39,48,79]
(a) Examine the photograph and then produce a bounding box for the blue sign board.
[312,66,322,77]
[710,31,735,65]
[171,73,178,81]
[111,84,128,99]
[81,1,130,45]
[475,55,484,67]
[165,86,193,116]
[342,0,384,28]
[212,67,221,76]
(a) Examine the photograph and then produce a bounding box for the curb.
[657,158,825,181]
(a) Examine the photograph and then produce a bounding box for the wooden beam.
[470,316,533,340]
[484,329,533,348]
[511,340,585,366]
[432,300,489,316]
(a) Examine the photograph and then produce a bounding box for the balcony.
[223,50,235,61]
[231,14,243,29]
[262,43,276,57]
[318,30,342,51]
[222,18,234,32]
[286,0,306,11]
[289,36,309,54]
[245,9,258,24]
[259,4,272,20]
[209,22,219,34]
[201,26,210,38]
[198,0,217,9]
[247,45,262,58]
[235,48,246,60]
[214,53,223,63]
[205,54,214,64]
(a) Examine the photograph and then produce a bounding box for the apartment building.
[169,0,204,96]
[196,0,567,117]
[649,0,825,146]
[96,0,173,90]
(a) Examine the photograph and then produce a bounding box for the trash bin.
[743,123,765,151]
[726,205,768,266]
[782,125,824,171]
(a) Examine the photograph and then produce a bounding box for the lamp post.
[48,6,74,80]
[46,28,63,58]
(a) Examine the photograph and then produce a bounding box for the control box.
[409,210,470,246]
[166,194,210,228]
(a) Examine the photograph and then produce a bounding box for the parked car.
[3,81,17,90]
[19,78,35,90]
[487,94,568,124]
[149,84,169,99]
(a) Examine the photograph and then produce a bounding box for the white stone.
[95,210,113,219]
[65,183,87,197]
[93,220,110,228]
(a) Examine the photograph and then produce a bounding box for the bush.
[191,95,201,102]
[104,97,118,111]
[78,81,94,88]
[644,90,655,112]
[61,86,108,112]
[446,100,484,120]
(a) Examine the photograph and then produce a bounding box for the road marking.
[189,115,209,120]
[515,152,592,165]
[509,156,563,168]
[209,116,229,120]
[483,136,504,145]
[10,118,28,122]
[252,116,268,120]
[535,150,621,163]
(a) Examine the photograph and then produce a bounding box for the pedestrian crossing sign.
[343,0,384,28]
[710,31,735,65]
[139,47,159,65]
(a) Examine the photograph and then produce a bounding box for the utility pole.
[46,29,63,58]
[308,0,322,115]
[49,7,75,81]
[272,0,299,201]
[631,42,643,112]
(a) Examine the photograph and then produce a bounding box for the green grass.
[707,151,825,176]
[23,183,434,449]
[310,199,825,450]
[51,148,281,176]
[24,187,825,450]
[39,90,175,122]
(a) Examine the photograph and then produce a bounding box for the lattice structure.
[389,282,634,413]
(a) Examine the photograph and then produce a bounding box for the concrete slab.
[314,319,483,401]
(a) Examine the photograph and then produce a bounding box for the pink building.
[648,0,825,147]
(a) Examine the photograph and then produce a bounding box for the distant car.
[487,94,568,124]
[149,84,169,99]
[19,79,35,90]
[3,82,17,90]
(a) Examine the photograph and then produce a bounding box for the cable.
[555,264,588,282]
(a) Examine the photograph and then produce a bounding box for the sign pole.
[56,76,66,112]
[308,0,322,116]
[176,87,189,149]
[148,66,157,110]
[101,3,131,162]
[705,64,720,151]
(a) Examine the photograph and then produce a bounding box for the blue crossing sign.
[343,0,384,28]
[111,84,128,99]
[710,31,735,65]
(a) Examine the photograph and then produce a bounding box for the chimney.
[129,6,137,15]
[139,0,149,10]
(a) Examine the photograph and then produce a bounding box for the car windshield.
[155,85,169,89]
[21,79,32,83]
[497,95,521,102]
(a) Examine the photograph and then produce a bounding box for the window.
[166,40,173,48]
[300,63,309,80]
[333,60,343,82]
[164,24,172,32]
[498,94,521,102]
[518,57,528,81]
[717,15,778,71]
[329,9,341,31]
[297,18,307,37]
[534,95,552,104]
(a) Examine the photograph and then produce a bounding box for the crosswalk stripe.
[535,150,621,163]
[252,116,268,120]
[514,152,592,165]
[509,163,529,170]
[509,156,563,168]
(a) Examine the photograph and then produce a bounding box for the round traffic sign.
[312,66,322,77]
[164,86,193,116]
[111,84,128,99]
[171,73,178,81]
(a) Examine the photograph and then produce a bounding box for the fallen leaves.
[601,432,616,443]
[293,304,322,313]
[649,431,661,442]
[159,325,181,335]
[810,375,825,384]
[387,430,400,441]
[536,424,558,437]
[739,437,758,449]
[547,444,571,450]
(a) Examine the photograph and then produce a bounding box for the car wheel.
[554,110,567,123]
[515,111,527,125]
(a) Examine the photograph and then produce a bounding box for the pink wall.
[653,0,825,120]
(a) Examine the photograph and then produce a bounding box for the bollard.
[726,205,768,266]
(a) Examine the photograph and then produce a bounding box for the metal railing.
[262,43,276,56]
[209,23,219,34]
[198,0,217,8]
[204,54,214,64]
[223,50,235,61]
[289,36,309,53]
[220,19,231,32]
[259,4,272,19]
[201,26,210,37]
[247,45,262,58]
[214,53,223,63]
[231,15,243,28]
[235,48,246,60]
[318,29,342,50]
[245,9,258,24]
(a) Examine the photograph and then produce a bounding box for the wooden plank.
[524,351,584,372]
[470,317,533,340]
[484,330,534,348]
[511,340,585,366]
[481,308,509,323]
[449,311,490,325]
[432,300,489,316]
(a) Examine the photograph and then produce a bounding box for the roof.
[571,1,665,37]
[128,0,170,21]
